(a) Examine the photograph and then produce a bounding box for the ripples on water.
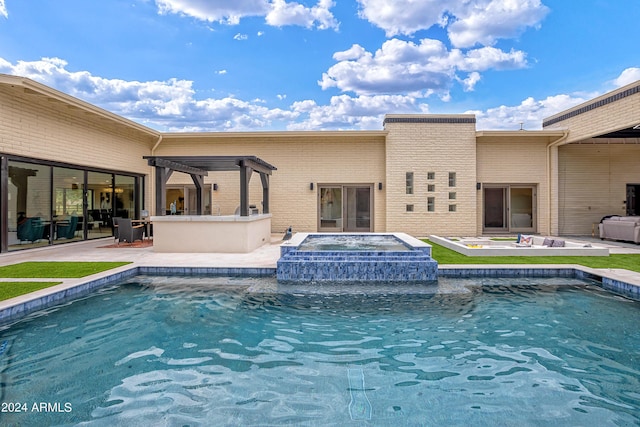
[0,276,638,426]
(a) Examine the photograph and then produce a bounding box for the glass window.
[406,172,414,195]
[115,175,136,220]
[406,204,414,212]
[449,192,456,200]
[87,171,114,240]
[428,184,435,192]
[427,172,435,180]
[449,172,456,187]
[319,186,342,230]
[449,204,457,212]
[53,167,84,244]
[7,161,52,251]
[427,197,435,212]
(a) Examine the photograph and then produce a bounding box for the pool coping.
[0,263,638,326]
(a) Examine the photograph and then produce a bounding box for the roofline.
[542,79,640,127]
[0,74,160,138]
[476,130,567,138]
[159,130,389,139]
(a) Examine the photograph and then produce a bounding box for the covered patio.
[143,155,277,253]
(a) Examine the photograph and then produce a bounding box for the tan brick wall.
[383,116,477,237]
[558,143,640,235]
[476,137,550,235]
[0,85,156,210]
[156,134,387,234]
[544,82,640,142]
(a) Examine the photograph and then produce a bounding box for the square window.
[406,204,414,212]
[427,172,435,180]
[449,192,456,200]
[428,184,435,192]
[449,204,457,212]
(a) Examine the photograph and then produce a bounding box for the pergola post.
[239,165,253,216]
[154,167,173,216]
[260,173,270,214]
[190,174,204,215]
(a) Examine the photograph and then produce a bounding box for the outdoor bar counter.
[151,214,272,253]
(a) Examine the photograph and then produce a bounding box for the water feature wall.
[277,233,438,283]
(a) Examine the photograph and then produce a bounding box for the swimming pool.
[0,276,638,425]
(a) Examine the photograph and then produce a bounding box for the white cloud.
[357,0,549,47]
[216,69,227,74]
[612,67,640,87]
[154,0,338,29]
[458,72,481,92]
[155,0,269,25]
[289,94,426,130]
[471,93,590,130]
[447,0,549,48]
[0,0,7,18]
[319,38,527,96]
[0,57,621,133]
[0,57,299,131]
[233,33,248,40]
[266,0,337,30]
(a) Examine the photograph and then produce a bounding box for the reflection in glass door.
[345,186,371,232]
[483,187,506,231]
[319,185,372,232]
[319,187,342,231]
[483,185,535,233]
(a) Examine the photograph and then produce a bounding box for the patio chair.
[17,217,45,243]
[56,215,78,239]
[112,217,122,243]
[117,218,144,244]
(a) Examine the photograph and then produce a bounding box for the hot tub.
[277,233,438,283]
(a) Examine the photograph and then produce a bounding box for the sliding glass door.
[318,185,372,232]
[483,185,536,233]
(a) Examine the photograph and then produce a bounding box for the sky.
[0,0,639,132]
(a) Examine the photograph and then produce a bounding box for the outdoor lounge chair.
[56,215,78,239]
[17,217,45,243]
[117,218,144,243]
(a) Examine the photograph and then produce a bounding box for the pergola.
[143,155,277,216]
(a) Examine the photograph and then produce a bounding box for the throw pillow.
[551,239,565,247]
[519,235,533,246]
[542,238,554,247]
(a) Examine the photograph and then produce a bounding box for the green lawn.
[427,240,640,273]
[0,281,64,301]
[0,261,131,278]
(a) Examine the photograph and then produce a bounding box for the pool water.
[0,276,639,426]
[297,234,411,251]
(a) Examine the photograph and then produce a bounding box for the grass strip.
[427,240,640,273]
[0,262,131,278]
[0,282,64,301]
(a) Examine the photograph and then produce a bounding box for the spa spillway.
[277,233,438,283]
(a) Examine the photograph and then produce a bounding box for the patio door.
[483,185,536,233]
[626,184,640,216]
[318,185,372,232]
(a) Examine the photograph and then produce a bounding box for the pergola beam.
[144,155,276,217]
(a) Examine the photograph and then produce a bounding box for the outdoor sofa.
[599,216,640,244]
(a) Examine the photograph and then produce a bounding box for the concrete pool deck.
[0,234,639,323]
